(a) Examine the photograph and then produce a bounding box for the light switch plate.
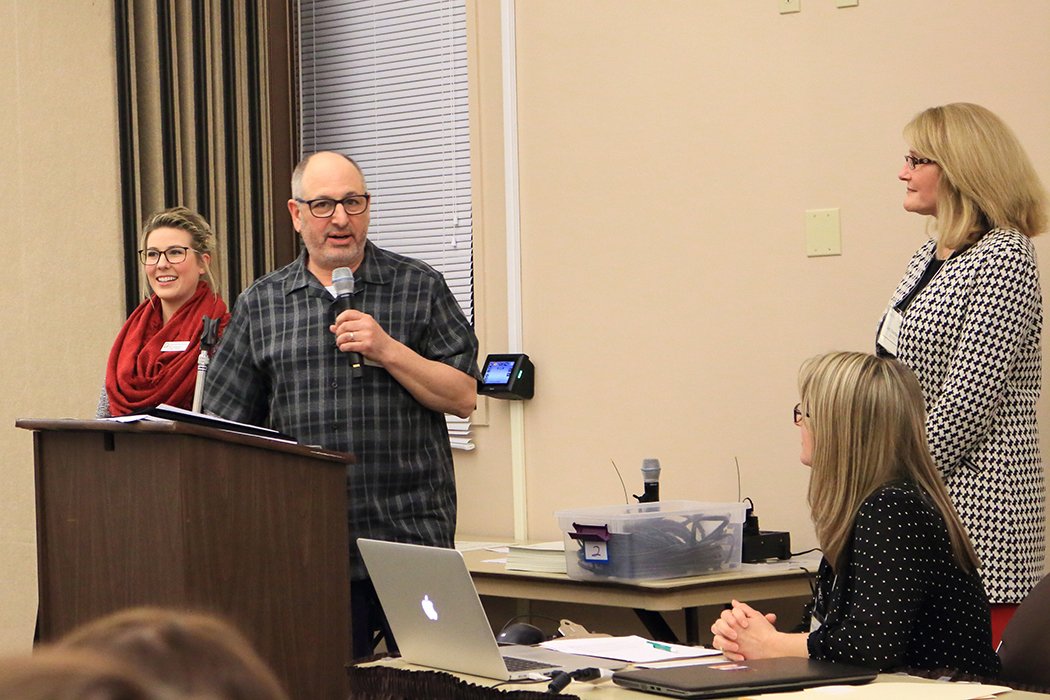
[806,208,842,257]
[780,0,800,14]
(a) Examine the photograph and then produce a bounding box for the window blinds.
[299,0,474,450]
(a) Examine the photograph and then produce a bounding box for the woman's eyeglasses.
[904,155,936,170]
[793,403,808,425]
[139,246,193,266]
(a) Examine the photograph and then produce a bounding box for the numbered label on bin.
[584,541,609,562]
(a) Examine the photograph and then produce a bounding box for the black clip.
[200,316,220,353]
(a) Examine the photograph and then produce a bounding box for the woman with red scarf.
[96,207,230,417]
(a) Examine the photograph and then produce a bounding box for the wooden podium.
[18,418,353,700]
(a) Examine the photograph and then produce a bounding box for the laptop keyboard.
[504,656,557,672]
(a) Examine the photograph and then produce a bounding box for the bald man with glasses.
[204,151,480,658]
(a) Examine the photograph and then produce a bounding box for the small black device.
[743,530,792,562]
[741,504,792,563]
[478,353,534,399]
[199,315,221,353]
[547,667,605,693]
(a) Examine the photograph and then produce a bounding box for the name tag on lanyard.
[161,341,190,353]
[877,308,903,357]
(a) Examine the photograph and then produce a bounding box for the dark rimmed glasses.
[904,155,937,170]
[139,246,193,266]
[793,403,808,425]
[294,194,371,218]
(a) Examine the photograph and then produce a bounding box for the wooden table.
[461,546,818,645]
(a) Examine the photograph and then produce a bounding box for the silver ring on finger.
[350,332,355,342]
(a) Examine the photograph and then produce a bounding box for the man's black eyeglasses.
[295,194,371,218]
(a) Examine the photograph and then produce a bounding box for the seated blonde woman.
[711,352,1000,676]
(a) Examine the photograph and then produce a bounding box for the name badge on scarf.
[161,341,190,353]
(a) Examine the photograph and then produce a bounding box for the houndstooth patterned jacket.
[879,228,1046,603]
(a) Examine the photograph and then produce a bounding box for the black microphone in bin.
[634,458,661,503]
[332,266,364,379]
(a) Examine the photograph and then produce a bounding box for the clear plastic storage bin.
[554,500,746,582]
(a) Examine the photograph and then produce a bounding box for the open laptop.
[612,657,877,698]
[358,538,625,681]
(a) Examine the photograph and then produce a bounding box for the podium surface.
[19,418,352,700]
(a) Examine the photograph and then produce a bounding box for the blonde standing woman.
[876,104,1048,640]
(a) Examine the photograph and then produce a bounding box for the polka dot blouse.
[804,480,1002,676]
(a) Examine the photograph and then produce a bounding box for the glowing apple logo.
[421,594,439,621]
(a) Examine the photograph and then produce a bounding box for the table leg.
[632,609,679,644]
[685,607,700,646]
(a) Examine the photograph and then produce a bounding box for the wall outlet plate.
[806,208,842,257]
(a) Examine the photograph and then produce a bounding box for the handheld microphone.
[332,267,364,379]
[634,458,661,503]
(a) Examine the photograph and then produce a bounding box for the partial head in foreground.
[0,647,168,700]
[58,607,290,700]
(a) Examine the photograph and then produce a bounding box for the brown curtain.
[114,0,299,314]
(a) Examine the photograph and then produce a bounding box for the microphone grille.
[332,267,355,295]
[641,458,661,481]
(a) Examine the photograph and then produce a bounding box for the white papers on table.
[635,655,733,669]
[540,635,721,664]
[105,414,165,423]
[454,541,512,552]
[742,551,824,573]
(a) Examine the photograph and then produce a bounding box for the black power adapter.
[741,505,792,563]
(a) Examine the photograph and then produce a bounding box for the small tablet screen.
[483,360,516,385]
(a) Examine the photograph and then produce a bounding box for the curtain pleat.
[114,0,299,313]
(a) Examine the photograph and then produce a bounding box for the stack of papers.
[505,541,567,573]
[541,635,721,664]
[454,541,511,552]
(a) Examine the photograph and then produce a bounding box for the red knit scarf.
[105,281,230,416]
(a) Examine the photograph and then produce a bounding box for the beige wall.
[2,0,1049,650]
[0,1,124,651]
[456,0,1050,559]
